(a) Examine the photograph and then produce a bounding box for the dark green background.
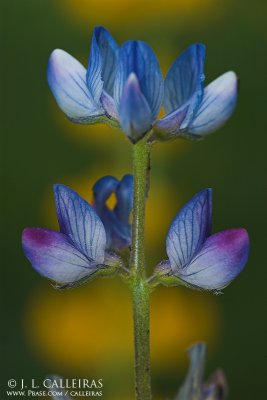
[2,1,267,399]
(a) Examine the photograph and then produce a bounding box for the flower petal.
[93,175,133,251]
[203,370,228,400]
[113,175,133,247]
[181,228,249,290]
[166,189,212,271]
[118,73,153,141]
[54,184,106,263]
[153,105,189,139]
[176,343,206,400]
[114,41,163,120]
[47,49,103,123]
[187,71,238,136]
[86,26,119,101]
[22,228,98,284]
[114,174,134,224]
[164,43,205,115]
[100,90,119,121]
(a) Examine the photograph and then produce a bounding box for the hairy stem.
[130,139,152,400]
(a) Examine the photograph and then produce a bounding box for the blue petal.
[187,71,238,136]
[118,73,153,141]
[93,176,119,212]
[164,43,205,115]
[114,175,134,224]
[47,49,103,123]
[114,41,163,120]
[166,189,212,271]
[180,228,249,290]
[54,184,106,263]
[93,175,133,251]
[22,228,98,284]
[86,26,119,102]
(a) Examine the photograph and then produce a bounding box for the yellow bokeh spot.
[24,279,221,376]
[105,192,117,209]
[55,0,223,29]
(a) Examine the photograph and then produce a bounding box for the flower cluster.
[22,181,249,291]
[48,26,238,142]
[22,24,249,400]
[23,27,249,290]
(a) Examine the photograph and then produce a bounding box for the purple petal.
[47,49,103,123]
[167,189,212,271]
[181,228,249,290]
[100,90,119,121]
[153,105,189,138]
[22,228,98,284]
[164,43,205,115]
[114,41,163,120]
[187,71,238,136]
[54,184,106,263]
[203,370,228,400]
[118,73,153,141]
[86,26,119,101]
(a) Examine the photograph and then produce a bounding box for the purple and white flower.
[22,184,120,289]
[155,189,249,290]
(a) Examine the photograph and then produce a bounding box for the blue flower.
[47,26,119,126]
[22,184,121,289]
[47,26,163,142]
[155,189,249,290]
[48,27,237,142]
[154,44,238,140]
[93,175,133,251]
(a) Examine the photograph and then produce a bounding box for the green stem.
[130,139,152,400]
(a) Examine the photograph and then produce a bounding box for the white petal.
[47,49,102,123]
[188,71,238,135]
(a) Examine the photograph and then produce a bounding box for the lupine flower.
[155,189,249,290]
[154,44,238,141]
[175,343,228,400]
[93,174,133,251]
[47,26,119,126]
[47,26,237,143]
[22,185,121,289]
